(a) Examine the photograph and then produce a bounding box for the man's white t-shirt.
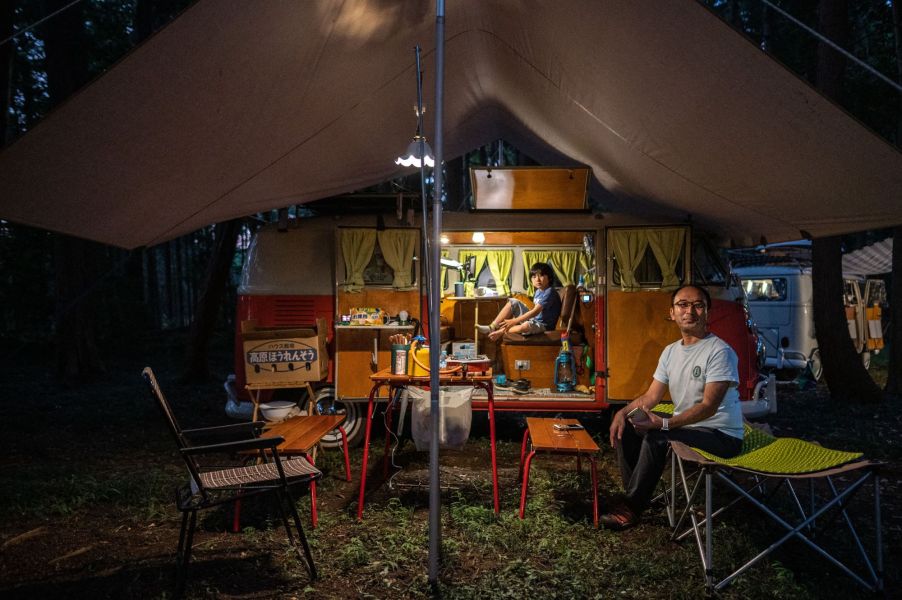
[652,333,744,439]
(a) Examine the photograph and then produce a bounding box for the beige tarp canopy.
[1,0,901,249]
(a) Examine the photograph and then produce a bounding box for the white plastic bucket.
[407,386,474,451]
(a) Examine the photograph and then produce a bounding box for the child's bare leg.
[489,321,523,341]
[489,302,513,328]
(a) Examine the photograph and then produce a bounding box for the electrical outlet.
[515,359,530,370]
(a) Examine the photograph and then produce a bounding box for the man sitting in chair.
[603,284,744,530]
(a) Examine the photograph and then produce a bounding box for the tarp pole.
[414,45,431,330]
[428,0,445,586]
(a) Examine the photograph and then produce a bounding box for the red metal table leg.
[519,449,537,519]
[339,425,352,481]
[519,428,530,478]
[304,452,318,528]
[382,393,395,478]
[356,385,379,520]
[487,384,500,514]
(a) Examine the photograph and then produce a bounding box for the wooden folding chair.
[143,367,321,597]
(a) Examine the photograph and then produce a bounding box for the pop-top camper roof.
[1,1,901,249]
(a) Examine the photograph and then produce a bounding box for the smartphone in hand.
[626,407,648,422]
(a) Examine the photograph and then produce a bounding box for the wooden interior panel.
[500,344,591,389]
[337,288,420,318]
[442,231,585,245]
[440,297,508,365]
[606,290,675,401]
[471,167,589,210]
[335,328,400,399]
[334,288,421,399]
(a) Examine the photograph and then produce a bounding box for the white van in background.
[734,264,885,380]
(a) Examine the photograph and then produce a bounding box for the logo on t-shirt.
[692,365,702,378]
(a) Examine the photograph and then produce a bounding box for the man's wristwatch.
[661,418,670,431]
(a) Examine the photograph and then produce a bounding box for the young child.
[477,262,562,341]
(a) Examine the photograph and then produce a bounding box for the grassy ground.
[0,332,898,598]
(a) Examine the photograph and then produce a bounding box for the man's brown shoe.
[600,503,637,531]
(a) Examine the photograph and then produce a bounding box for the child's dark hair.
[529,262,553,279]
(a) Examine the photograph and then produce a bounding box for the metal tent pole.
[414,45,431,329]
[428,0,445,586]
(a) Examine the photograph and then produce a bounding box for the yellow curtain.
[440,249,449,293]
[458,250,488,283]
[610,229,648,291]
[647,228,686,290]
[484,250,513,294]
[550,250,579,286]
[522,250,552,295]
[577,253,594,287]
[340,228,377,292]
[377,229,418,289]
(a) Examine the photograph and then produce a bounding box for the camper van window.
[743,278,787,302]
[363,244,406,286]
[611,248,683,288]
[692,237,728,285]
[474,265,513,291]
[475,267,494,289]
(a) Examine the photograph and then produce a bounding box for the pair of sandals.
[496,378,531,394]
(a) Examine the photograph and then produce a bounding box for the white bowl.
[259,400,296,422]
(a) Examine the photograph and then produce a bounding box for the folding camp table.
[357,368,498,520]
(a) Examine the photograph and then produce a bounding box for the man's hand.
[631,409,663,433]
[609,410,626,448]
[612,380,667,446]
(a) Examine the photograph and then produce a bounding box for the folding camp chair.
[659,406,883,593]
[143,367,322,597]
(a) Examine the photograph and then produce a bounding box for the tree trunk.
[42,0,104,383]
[54,235,104,383]
[886,227,902,394]
[181,219,242,382]
[816,0,849,102]
[810,0,881,402]
[812,236,882,402]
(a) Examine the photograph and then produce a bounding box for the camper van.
[229,167,771,445]
[734,264,885,380]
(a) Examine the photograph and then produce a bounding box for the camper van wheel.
[313,386,363,448]
[861,351,871,370]
[808,349,823,381]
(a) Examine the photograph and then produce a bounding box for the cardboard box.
[242,318,328,386]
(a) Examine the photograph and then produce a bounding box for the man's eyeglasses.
[673,301,707,312]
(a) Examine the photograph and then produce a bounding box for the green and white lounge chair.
[654,404,883,593]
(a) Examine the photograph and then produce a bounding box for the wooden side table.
[519,417,601,527]
[241,414,351,528]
